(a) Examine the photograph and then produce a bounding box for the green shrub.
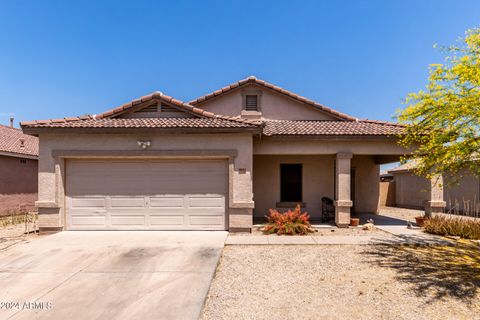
[261,205,315,235]
[424,215,480,240]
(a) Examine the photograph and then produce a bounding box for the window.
[20,159,27,164]
[245,95,258,111]
[280,164,302,202]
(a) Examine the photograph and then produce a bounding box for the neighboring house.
[22,76,429,233]
[0,122,38,194]
[389,162,480,214]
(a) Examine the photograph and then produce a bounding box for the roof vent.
[135,104,159,113]
[19,139,25,148]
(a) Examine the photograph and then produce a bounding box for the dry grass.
[424,215,480,239]
[0,193,37,216]
[0,212,37,228]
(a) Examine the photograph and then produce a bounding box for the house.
[389,162,480,214]
[0,121,38,194]
[21,76,443,233]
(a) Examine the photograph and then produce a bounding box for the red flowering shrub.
[261,204,315,235]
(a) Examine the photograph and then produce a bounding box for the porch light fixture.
[137,140,151,149]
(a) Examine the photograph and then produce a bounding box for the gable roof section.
[0,125,38,157]
[262,120,404,136]
[21,91,262,131]
[188,76,358,121]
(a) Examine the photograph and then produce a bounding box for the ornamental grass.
[424,215,480,240]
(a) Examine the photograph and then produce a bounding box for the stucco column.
[425,174,446,217]
[335,152,353,227]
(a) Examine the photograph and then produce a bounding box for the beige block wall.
[198,85,338,120]
[37,132,254,230]
[394,172,432,209]
[393,170,480,213]
[444,169,479,213]
[379,181,395,206]
[253,154,380,219]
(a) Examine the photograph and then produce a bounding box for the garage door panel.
[188,196,225,207]
[189,216,224,226]
[149,196,185,207]
[110,197,146,208]
[70,197,106,209]
[68,161,107,174]
[67,177,110,195]
[188,208,225,215]
[111,215,146,226]
[66,159,227,230]
[71,215,106,227]
[150,215,184,226]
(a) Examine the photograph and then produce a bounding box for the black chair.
[321,197,335,223]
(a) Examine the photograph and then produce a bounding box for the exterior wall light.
[137,140,151,149]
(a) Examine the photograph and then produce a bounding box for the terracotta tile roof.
[189,76,358,121]
[262,120,404,136]
[20,91,262,129]
[0,125,38,157]
[23,118,259,129]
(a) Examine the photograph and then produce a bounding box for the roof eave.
[0,150,38,159]
[260,134,403,141]
[21,126,262,135]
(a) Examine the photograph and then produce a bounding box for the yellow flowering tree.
[398,28,480,180]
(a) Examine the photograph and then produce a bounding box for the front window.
[280,164,302,202]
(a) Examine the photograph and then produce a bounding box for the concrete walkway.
[226,233,453,245]
[227,213,454,246]
[0,231,227,320]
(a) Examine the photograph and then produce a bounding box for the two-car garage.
[65,159,228,230]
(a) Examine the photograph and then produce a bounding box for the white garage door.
[66,159,227,230]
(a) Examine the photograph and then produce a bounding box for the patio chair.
[321,197,335,223]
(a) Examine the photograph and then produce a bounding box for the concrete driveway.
[0,231,227,320]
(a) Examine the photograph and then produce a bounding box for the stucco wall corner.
[229,207,253,231]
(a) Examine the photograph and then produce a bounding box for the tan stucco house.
[22,76,442,233]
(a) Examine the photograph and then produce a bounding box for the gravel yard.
[0,218,40,250]
[202,244,480,320]
[242,225,390,237]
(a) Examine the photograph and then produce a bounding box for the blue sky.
[0,0,479,127]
